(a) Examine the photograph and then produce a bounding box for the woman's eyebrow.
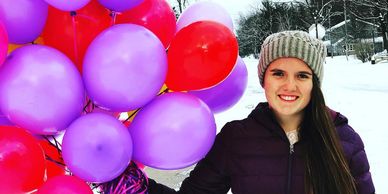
[298,71,313,75]
[269,68,284,72]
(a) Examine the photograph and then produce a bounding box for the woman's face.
[263,57,313,118]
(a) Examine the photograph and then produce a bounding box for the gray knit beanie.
[258,30,327,87]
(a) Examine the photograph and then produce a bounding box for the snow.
[213,55,388,193]
[326,19,350,32]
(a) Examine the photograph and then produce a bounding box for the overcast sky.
[167,0,260,25]
[206,0,259,22]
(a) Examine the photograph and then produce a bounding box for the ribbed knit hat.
[258,30,326,87]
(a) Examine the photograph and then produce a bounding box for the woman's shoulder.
[219,102,282,139]
[329,109,365,153]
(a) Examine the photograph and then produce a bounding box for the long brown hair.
[300,75,357,194]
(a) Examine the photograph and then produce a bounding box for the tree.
[236,0,312,57]
[167,0,193,19]
[347,0,388,50]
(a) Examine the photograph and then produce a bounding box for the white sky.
[167,0,303,28]
[206,0,260,23]
[167,0,260,25]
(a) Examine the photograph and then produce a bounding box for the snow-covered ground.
[146,55,388,193]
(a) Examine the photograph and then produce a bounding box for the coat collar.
[248,102,349,141]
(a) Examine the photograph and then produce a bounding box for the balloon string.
[158,88,170,96]
[43,136,68,172]
[71,11,80,66]
[45,154,67,168]
[77,13,98,23]
[83,99,94,113]
[110,11,117,25]
[43,135,62,155]
[123,108,141,123]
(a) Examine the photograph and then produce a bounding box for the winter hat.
[258,30,326,87]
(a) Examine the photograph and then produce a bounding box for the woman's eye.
[297,73,310,79]
[272,72,284,77]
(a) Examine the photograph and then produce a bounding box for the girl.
[145,31,375,194]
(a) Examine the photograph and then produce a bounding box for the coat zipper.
[286,144,294,194]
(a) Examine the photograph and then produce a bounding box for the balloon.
[0,126,46,193]
[0,45,85,135]
[44,0,91,11]
[41,1,111,72]
[38,139,67,179]
[62,113,133,183]
[98,0,144,12]
[189,56,248,113]
[130,92,216,170]
[37,175,92,194]
[166,21,238,91]
[83,98,120,118]
[177,0,234,33]
[115,0,176,48]
[83,24,167,112]
[0,0,48,44]
[0,113,13,126]
[0,21,7,65]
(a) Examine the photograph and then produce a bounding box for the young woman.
[145,31,375,194]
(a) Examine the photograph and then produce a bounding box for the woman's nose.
[282,76,297,91]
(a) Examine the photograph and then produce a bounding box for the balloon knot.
[70,11,77,17]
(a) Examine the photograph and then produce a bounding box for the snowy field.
[146,55,388,193]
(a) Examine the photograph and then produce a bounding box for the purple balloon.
[0,45,85,135]
[129,92,216,170]
[62,113,133,183]
[0,21,7,66]
[177,1,233,33]
[0,112,13,126]
[44,0,91,11]
[0,0,48,44]
[98,0,144,12]
[189,56,248,113]
[83,24,167,112]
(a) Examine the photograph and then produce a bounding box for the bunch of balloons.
[0,0,248,192]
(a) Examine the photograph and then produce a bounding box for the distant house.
[324,19,383,56]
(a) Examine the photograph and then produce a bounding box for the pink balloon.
[0,45,85,135]
[62,113,133,183]
[0,0,48,44]
[129,92,216,170]
[0,21,7,65]
[176,1,233,33]
[44,0,91,11]
[37,175,92,194]
[83,24,167,112]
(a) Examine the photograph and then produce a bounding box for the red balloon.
[37,175,93,194]
[41,0,111,72]
[0,126,46,193]
[165,21,238,91]
[38,139,67,179]
[115,0,176,48]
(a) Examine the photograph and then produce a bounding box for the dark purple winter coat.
[148,102,375,194]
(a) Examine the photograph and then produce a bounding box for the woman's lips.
[278,95,298,102]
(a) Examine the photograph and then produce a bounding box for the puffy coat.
[149,102,375,194]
